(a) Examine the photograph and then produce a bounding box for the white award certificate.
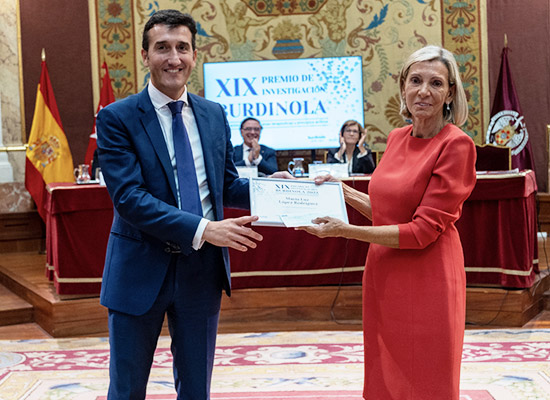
[249,177,348,227]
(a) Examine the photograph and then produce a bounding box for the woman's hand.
[295,216,346,238]
[358,130,367,155]
[337,136,346,158]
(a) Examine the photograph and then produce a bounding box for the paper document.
[249,177,348,227]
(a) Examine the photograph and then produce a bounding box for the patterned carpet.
[0,329,549,399]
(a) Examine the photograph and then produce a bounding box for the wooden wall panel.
[19,0,94,167]
[487,0,550,192]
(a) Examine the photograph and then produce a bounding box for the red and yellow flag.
[25,55,74,220]
[84,61,115,169]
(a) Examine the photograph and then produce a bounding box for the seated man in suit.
[233,117,278,175]
[91,148,100,180]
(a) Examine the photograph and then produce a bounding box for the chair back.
[475,144,511,171]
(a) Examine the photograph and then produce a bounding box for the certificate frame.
[249,177,349,227]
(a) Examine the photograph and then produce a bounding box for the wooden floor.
[0,239,549,340]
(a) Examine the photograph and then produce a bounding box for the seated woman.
[327,120,376,174]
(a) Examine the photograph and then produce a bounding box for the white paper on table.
[308,163,349,178]
[236,166,258,178]
[279,213,325,227]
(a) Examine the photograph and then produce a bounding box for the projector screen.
[203,56,364,150]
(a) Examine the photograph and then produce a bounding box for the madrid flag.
[25,55,74,220]
[486,46,535,173]
[84,61,115,169]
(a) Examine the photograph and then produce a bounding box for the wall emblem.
[486,110,529,156]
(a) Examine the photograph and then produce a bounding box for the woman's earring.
[446,103,451,112]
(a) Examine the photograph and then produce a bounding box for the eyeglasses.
[242,127,262,133]
[344,128,360,134]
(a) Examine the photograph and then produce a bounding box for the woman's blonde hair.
[398,45,468,127]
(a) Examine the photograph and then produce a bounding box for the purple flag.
[486,47,536,175]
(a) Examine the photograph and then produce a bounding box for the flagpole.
[26,48,75,220]
[486,32,536,176]
[101,50,108,75]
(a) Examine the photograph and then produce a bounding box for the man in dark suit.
[96,10,269,399]
[233,117,278,175]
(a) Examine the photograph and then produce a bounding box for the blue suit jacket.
[96,88,249,316]
[233,144,278,175]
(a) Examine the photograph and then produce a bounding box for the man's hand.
[248,139,261,162]
[269,171,295,179]
[314,174,339,184]
[203,215,263,251]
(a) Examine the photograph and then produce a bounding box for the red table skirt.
[457,172,538,287]
[44,171,538,294]
[45,183,112,295]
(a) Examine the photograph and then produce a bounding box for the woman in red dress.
[299,45,476,399]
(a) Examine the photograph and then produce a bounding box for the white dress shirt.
[148,83,212,249]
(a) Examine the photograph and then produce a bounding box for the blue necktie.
[167,101,202,216]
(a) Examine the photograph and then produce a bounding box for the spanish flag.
[25,51,74,220]
[84,61,115,170]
